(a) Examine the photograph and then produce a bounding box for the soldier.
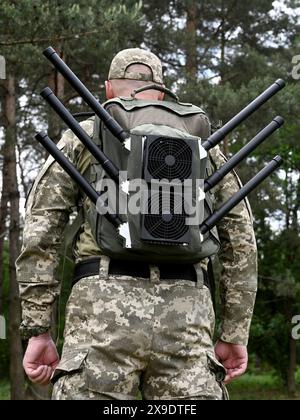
[17,48,257,400]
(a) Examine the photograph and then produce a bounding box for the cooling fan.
[143,136,196,182]
[141,191,191,244]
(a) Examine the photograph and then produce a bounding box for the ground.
[1,373,299,400]
[0,380,10,400]
[227,372,300,400]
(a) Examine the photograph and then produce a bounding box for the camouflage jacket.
[16,116,257,346]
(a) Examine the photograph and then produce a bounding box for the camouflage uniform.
[16,49,257,400]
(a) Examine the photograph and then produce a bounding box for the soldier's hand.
[214,340,248,384]
[23,332,59,385]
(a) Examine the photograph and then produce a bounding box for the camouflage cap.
[108,48,163,84]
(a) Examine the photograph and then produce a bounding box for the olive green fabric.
[88,98,220,263]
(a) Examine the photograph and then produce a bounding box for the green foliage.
[250,313,292,382]
[0,0,145,184]
[228,370,300,400]
[0,380,10,400]
[1,0,299,395]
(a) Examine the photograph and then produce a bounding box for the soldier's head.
[106,48,165,101]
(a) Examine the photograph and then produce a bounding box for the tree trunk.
[220,0,229,156]
[0,83,9,311]
[287,336,297,396]
[220,0,226,83]
[4,76,25,400]
[47,49,65,143]
[186,0,198,80]
[0,155,9,312]
[16,141,29,199]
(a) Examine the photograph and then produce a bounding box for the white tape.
[0,56,6,79]
[0,315,6,339]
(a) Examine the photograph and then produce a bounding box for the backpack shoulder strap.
[103,96,206,116]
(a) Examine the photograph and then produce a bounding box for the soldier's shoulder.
[80,117,95,135]
[58,117,94,152]
[208,145,227,169]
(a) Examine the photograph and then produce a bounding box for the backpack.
[86,92,220,264]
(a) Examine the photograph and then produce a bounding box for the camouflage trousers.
[52,256,228,400]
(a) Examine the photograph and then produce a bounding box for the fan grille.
[143,192,189,241]
[146,137,193,181]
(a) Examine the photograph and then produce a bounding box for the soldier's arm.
[16,120,93,339]
[209,145,258,346]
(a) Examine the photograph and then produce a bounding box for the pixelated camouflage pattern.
[20,325,50,340]
[208,146,257,344]
[108,48,163,84]
[16,115,257,348]
[52,262,227,400]
[17,119,98,336]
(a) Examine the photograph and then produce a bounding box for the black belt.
[73,257,210,288]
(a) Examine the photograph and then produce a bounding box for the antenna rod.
[202,79,286,151]
[35,131,122,228]
[41,87,120,185]
[204,116,284,192]
[201,156,283,234]
[43,46,127,144]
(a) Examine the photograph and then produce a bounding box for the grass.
[0,380,10,400]
[0,372,299,400]
[227,371,300,400]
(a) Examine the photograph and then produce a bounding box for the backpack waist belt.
[72,257,209,288]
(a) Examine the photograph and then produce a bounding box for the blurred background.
[0,0,299,400]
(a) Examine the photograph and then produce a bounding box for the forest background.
[0,0,299,400]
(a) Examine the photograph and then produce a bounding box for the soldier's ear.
[105,80,114,100]
[158,91,165,101]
